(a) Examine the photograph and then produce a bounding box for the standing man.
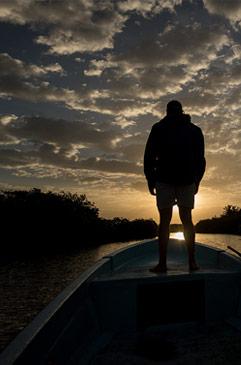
[144,100,205,272]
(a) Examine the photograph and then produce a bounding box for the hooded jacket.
[144,113,206,186]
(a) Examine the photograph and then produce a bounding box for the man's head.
[166,100,183,115]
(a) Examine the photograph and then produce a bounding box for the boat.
[1,238,241,364]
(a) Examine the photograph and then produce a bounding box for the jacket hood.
[163,113,191,125]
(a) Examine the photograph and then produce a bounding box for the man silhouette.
[144,100,205,272]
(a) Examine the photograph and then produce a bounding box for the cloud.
[0,143,143,176]
[118,0,182,16]
[0,115,18,143]
[0,53,65,79]
[0,0,128,55]
[0,0,184,57]
[77,156,142,175]
[0,53,154,117]
[203,0,241,28]
[0,148,35,168]
[113,132,148,163]
[6,115,149,166]
[112,116,136,129]
[83,22,231,102]
[68,92,153,117]
[1,115,122,152]
[113,23,230,69]
[0,114,145,178]
[1,15,239,119]
[204,150,241,188]
[84,59,114,77]
[0,53,46,79]
[44,63,66,76]
[0,53,67,102]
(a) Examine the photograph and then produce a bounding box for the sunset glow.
[0,0,241,224]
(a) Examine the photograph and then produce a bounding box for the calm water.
[1,233,241,353]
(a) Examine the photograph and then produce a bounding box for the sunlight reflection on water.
[170,232,184,240]
[170,232,241,255]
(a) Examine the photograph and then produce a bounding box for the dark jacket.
[144,113,206,186]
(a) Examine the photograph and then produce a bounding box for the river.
[0,233,241,353]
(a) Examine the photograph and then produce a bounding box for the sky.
[1,0,241,224]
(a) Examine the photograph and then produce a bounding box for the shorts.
[156,182,195,211]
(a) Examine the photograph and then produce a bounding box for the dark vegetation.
[169,206,241,236]
[170,224,183,232]
[1,189,239,257]
[0,189,158,256]
[195,205,241,235]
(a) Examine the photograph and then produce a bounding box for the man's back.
[144,113,205,186]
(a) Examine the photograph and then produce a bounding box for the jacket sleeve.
[144,125,157,187]
[195,128,206,183]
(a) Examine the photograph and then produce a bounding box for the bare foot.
[189,262,200,271]
[150,264,167,273]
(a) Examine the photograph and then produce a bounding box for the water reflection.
[170,232,184,240]
[170,232,241,255]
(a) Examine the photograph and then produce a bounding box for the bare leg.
[150,207,172,272]
[179,206,199,270]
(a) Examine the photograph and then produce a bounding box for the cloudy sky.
[1,0,241,223]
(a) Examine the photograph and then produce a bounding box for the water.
[0,234,241,353]
[172,232,241,253]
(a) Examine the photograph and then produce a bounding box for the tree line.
[1,188,239,257]
[195,205,241,235]
[0,189,158,256]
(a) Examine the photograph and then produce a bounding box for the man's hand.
[148,181,156,196]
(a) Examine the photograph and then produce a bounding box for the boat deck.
[89,241,241,365]
[90,321,241,365]
[96,255,239,282]
[90,240,241,336]
[99,238,241,277]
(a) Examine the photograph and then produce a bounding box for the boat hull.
[1,238,241,364]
